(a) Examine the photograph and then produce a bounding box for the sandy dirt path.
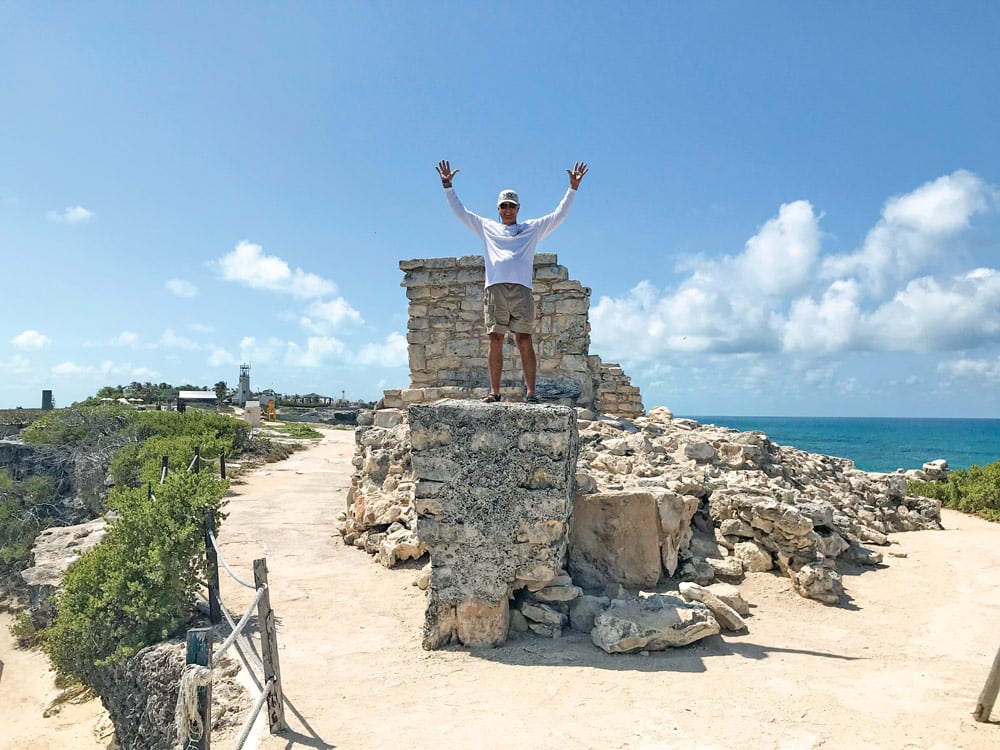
[212,427,1000,750]
[0,612,111,749]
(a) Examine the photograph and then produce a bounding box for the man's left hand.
[567,162,588,190]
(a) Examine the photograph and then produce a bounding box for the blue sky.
[2,2,999,417]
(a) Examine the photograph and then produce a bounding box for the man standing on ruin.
[436,159,588,403]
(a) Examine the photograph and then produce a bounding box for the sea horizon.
[684,414,1000,474]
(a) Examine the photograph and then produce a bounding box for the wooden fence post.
[253,558,288,732]
[185,628,213,750]
[219,452,226,480]
[204,510,221,625]
[974,642,1000,722]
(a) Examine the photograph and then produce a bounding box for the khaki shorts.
[483,283,535,334]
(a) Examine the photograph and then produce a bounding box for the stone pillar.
[409,400,578,649]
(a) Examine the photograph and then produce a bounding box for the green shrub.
[0,474,59,566]
[8,610,42,647]
[909,459,1000,522]
[21,407,136,447]
[43,471,227,682]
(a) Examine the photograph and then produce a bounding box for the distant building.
[42,390,54,410]
[236,363,252,406]
[177,390,217,412]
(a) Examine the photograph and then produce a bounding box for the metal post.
[204,510,221,625]
[254,558,288,732]
[219,452,226,480]
[193,446,201,474]
[161,455,169,484]
[185,628,213,750]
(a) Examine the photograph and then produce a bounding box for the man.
[436,159,588,403]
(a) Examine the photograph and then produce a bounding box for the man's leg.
[488,332,505,395]
[515,332,537,396]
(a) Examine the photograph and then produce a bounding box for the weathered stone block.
[410,400,578,648]
[568,491,662,589]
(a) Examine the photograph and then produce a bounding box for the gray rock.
[591,594,720,653]
[678,582,748,631]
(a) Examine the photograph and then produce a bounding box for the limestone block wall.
[409,400,578,648]
[392,254,644,418]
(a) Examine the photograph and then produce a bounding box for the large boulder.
[591,593,720,653]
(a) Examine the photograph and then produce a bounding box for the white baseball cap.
[497,189,520,207]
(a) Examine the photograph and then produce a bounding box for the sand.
[2,426,999,750]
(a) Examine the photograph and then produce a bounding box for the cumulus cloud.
[217,241,336,299]
[353,332,408,367]
[160,328,201,350]
[208,348,238,367]
[821,170,994,297]
[46,205,94,223]
[591,170,1000,363]
[166,279,198,298]
[301,298,364,332]
[12,330,51,350]
[285,336,346,367]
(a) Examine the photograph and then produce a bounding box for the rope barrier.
[210,585,266,674]
[207,531,256,589]
[213,585,266,665]
[188,455,198,472]
[160,465,168,484]
[233,678,275,750]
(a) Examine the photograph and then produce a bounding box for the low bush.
[43,471,227,683]
[908,459,1000,522]
[0,474,59,568]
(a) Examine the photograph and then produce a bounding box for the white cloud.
[591,171,1000,362]
[114,331,140,347]
[783,280,861,353]
[166,279,198,298]
[352,332,408,367]
[160,328,201,350]
[301,298,364,331]
[285,336,345,367]
[821,170,993,297]
[937,356,1000,383]
[737,200,822,297]
[208,348,238,367]
[51,360,158,379]
[0,354,31,373]
[862,269,1000,351]
[12,329,51,350]
[217,241,336,299]
[46,205,94,223]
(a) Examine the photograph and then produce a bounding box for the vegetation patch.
[2,404,253,684]
[908,459,1000,522]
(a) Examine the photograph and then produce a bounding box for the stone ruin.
[338,255,944,653]
[383,254,643,417]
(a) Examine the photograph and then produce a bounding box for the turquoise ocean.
[685,416,1000,474]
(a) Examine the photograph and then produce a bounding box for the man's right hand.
[436,160,458,186]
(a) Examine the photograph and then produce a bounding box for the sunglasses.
[499,202,518,210]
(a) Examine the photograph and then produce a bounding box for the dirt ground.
[2,426,999,750]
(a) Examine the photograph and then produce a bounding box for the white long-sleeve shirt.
[445,186,577,288]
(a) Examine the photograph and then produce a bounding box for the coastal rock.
[591,594,720,653]
[21,517,108,627]
[347,399,945,615]
[678,582,748,631]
